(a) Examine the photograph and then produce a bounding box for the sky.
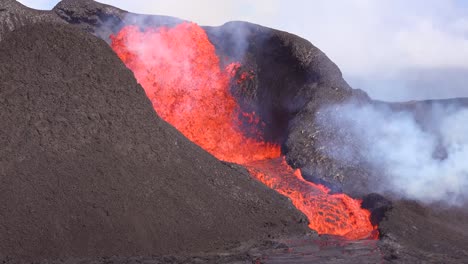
[18,0,468,102]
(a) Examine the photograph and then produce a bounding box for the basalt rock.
[379,200,468,263]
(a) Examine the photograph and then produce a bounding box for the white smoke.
[318,101,468,205]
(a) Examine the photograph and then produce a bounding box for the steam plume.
[317,100,468,205]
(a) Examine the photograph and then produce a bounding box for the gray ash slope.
[2,0,468,263]
[0,22,309,260]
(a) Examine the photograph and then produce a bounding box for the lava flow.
[110,23,279,164]
[110,22,377,240]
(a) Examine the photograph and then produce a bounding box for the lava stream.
[247,158,377,239]
[110,22,377,240]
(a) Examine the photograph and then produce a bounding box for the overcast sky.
[18,0,468,102]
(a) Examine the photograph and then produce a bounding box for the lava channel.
[110,22,377,240]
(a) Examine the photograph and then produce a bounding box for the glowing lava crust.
[110,22,377,240]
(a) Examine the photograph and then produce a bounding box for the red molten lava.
[110,23,377,240]
[247,158,377,239]
[110,23,279,164]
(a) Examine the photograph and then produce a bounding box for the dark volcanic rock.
[0,0,63,41]
[0,22,309,260]
[53,0,183,42]
[379,201,468,263]
[361,193,392,227]
[53,0,126,39]
[284,88,371,196]
[9,237,382,264]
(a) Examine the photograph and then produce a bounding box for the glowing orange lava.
[110,22,377,240]
[110,24,279,164]
[246,158,377,239]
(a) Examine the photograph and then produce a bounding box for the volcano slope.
[0,22,310,260]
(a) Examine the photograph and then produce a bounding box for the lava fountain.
[110,22,377,240]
